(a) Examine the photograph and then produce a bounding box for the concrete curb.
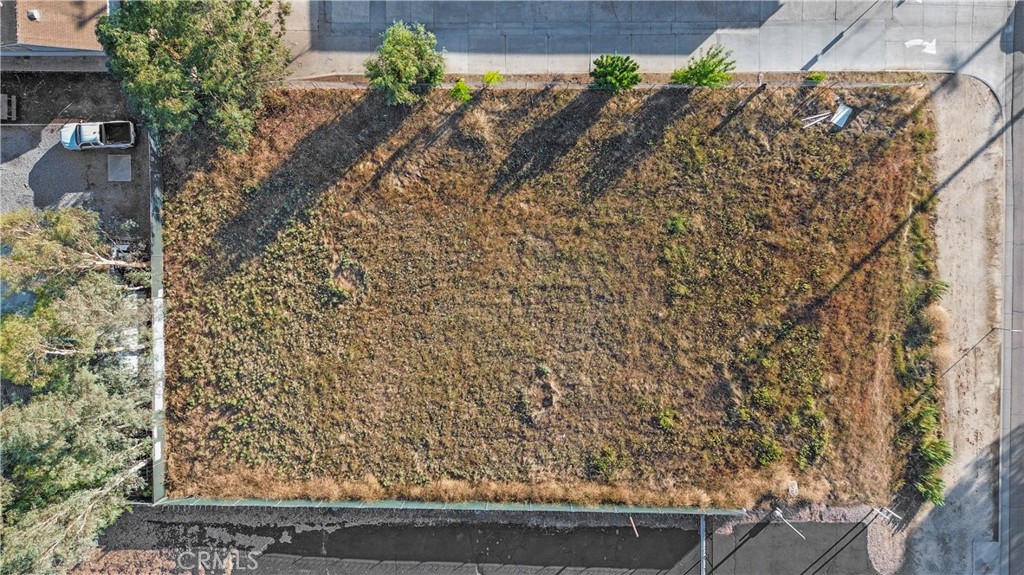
[149,133,166,502]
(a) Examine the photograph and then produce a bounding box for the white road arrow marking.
[904,38,937,55]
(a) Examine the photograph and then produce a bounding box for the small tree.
[590,54,642,93]
[450,78,473,103]
[365,21,446,106]
[482,70,504,88]
[96,0,290,151]
[671,45,736,88]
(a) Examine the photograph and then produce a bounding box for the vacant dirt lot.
[162,83,941,507]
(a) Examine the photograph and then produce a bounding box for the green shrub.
[590,54,642,93]
[671,45,736,88]
[915,471,946,505]
[666,214,688,235]
[365,21,445,106]
[751,386,780,411]
[806,71,827,85]
[754,435,783,467]
[655,407,679,431]
[482,70,504,87]
[450,78,472,103]
[586,445,626,481]
[536,364,552,377]
[918,437,952,467]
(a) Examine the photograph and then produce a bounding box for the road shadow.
[207,91,410,280]
[577,87,692,203]
[487,90,610,198]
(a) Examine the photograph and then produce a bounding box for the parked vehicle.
[59,121,136,150]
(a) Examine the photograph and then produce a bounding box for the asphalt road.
[94,505,877,575]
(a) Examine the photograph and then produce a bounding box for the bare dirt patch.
[162,84,940,507]
[867,75,1004,575]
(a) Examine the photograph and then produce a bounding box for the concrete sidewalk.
[285,1,1013,97]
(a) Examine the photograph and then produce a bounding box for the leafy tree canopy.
[365,21,446,106]
[0,208,147,293]
[96,0,291,150]
[1,208,150,574]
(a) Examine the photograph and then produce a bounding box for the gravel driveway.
[0,122,151,235]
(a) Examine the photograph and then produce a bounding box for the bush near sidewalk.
[365,21,446,106]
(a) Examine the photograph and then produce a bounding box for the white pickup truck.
[59,121,136,150]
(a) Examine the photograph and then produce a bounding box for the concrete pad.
[955,4,975,43]
[506,35,548,74]
[548,37,593,73]
[764,0,802,22]
[799,20,839,70]
[494,1,535,25]
[973,541,1000,575]
[107,155,131,182]
[436,31,469,74]
[675,0,716,23]
[534,1,590,23]
[384,1,412,24]
[632,34,679,72]
[758,22,805,71]
[972,5,1008,43]
[802,0,836,21]
[892,0,924,28]
[832,19,885,70]
[716,29,761,72]
[965,36,1007,93]
[283,0,318,32]
[330,1,369,24]
[410,0,435,23]
[434,1,469,25]
[591,34,632,57]
[631,1,676,23]
[468,35,506,72]
[591,1,631,23]
[835,0,887,23]
[675,34,714,60]
[716,0,762,23]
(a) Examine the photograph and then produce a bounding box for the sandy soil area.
[868,74,1005,575]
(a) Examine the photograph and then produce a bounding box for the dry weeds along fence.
[160,83,943,508]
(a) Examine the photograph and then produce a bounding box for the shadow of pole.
[708,514,772,574]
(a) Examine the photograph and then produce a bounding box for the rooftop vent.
[26,9,40,21]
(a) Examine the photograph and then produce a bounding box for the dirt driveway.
[0,122,151,235]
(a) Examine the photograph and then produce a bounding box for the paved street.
[284,0,1011,98]
[84,504,878,575]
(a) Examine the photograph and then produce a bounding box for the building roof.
[2,0,107,51]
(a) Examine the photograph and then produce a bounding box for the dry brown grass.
[162,85,937,507]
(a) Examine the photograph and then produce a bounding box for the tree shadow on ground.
[891,431,1004,574]
[577,87,691,203]
[207,91,410,280]
[487,90,610,198]
[353,96,483,205]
